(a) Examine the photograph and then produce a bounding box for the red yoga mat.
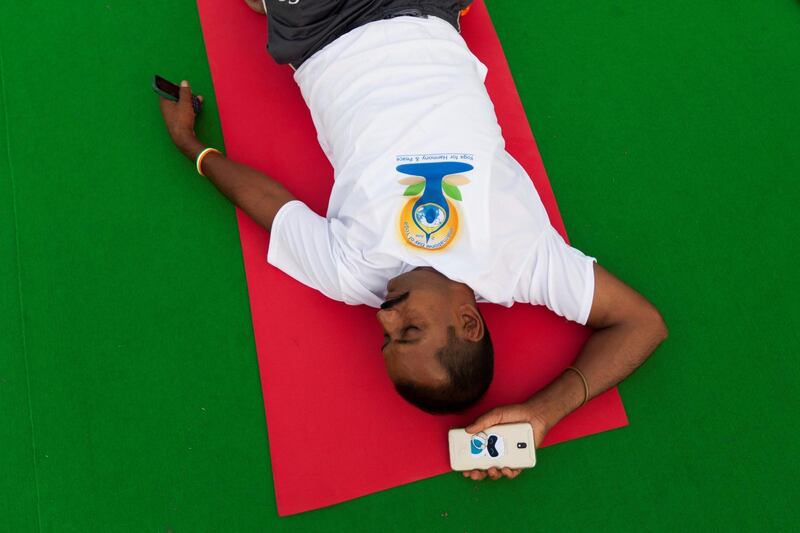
[197,0,628,516]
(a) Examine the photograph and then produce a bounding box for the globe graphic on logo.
[396,160,474,249]
[414,202,447,233]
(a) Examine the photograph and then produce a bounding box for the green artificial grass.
[1,1,798,531]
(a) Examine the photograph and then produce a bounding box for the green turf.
[1,1,798,531]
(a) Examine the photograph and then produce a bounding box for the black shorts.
[265,0,473,68]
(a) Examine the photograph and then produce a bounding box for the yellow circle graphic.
[399,197,459,251]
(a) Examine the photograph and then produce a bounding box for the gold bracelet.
[565,366,590,406]
[196,147,221,177]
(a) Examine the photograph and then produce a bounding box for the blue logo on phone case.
[486,435,500,458]
[469,432,505,458]
[470,436,484,455]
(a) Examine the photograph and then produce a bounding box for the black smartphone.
[152,75,202,114]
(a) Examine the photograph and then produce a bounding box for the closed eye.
[381,326,422,352]
[399,326,421,342]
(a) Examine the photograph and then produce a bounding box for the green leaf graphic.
[403,182,425,196]
[443,182,462,201]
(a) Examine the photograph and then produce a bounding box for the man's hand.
[158,80,204,160]
[461,402,550,481]
[155,77,295,232]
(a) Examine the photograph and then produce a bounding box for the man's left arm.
[464,263,668,481]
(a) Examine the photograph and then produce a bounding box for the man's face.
[376,269,454,387]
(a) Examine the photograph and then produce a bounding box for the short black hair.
[394,323,494,414]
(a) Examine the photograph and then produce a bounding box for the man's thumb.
[466,405,532,434]
[179,80,192,106]
[465,408,503,434]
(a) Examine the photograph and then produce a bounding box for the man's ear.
[458,304,485,342]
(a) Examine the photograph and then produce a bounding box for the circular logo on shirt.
[396,160,473,251]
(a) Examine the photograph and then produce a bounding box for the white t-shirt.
[267,16,596,324]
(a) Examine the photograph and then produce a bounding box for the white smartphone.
[448,422,536,471]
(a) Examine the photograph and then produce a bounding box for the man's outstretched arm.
[464,263,668,481]
[159,80,295,232]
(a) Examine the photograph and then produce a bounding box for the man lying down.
[158,0,667,480]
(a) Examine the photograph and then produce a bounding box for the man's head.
[377,268,494,414]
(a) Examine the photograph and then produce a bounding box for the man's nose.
[376,308,401,331]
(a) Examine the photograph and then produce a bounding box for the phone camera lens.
[516,442,527,449]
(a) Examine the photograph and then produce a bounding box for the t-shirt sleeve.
[514,226,597,325]
[266,200,344,302]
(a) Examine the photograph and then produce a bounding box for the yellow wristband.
[196,147,221,177]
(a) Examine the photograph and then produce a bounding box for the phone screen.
[154,75,180,100]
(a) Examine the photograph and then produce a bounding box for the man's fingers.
[461,467,523,481]
[469,470,486,481]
